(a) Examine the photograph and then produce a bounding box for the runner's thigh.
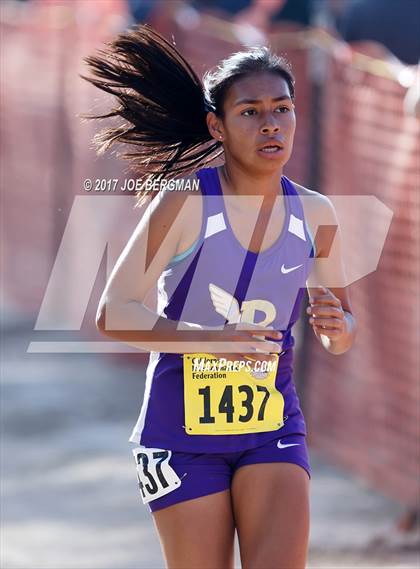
[232,463,310,569]
[152,489,236,569]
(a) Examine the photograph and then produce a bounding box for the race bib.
[132,446,182,504]
[183,353,284,435]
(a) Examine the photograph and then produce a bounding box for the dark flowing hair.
[81,24,295,204]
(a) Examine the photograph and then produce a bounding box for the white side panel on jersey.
[204,212,227,239]
[288,214,307,241]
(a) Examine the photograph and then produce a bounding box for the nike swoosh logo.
[281,263,303,274]
[277,440,301,449]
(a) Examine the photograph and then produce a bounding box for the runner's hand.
[208,322,283,364]
[307,286,346,340]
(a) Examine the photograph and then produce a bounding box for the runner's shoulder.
[291,181,337,221]
[146,172,202,223]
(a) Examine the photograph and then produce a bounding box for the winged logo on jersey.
[208,283,277,327]
[208,283,281,362]
[209,283,242,323]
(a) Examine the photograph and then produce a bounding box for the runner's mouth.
[257,144,284,157]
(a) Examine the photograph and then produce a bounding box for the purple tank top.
[129,167,315,452]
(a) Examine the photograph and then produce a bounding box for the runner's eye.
[275,106,291,113]
[241,108,257,116]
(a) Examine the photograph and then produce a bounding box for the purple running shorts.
[131,432,311,513]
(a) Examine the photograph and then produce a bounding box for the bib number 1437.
[183,353,284,435]
[132,447,182,504]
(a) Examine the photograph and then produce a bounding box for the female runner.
[84,24,356,569]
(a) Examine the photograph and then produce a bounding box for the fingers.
[309,317,344,329]
[230,322,283,339]
[215,324,283,360]
[307,287,345,333]
[306,306,344,319]
[244,350,279,363]
[216,340,282,362]
[309,296,342,308]
[312,327,344,339]
[251,337,282,353]
[250,329,283,339]
[309,286,341,307]
[215,352,278,365]
[246,353,279,364]
[208,340,278,356]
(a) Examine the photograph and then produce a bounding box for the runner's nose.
[260,115,280,135]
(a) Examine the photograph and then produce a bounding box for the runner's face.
[220,72,295,171]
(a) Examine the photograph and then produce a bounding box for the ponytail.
[81,24,223,203]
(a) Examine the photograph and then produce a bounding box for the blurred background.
[1,0,419,567]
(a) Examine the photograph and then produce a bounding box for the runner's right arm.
[96,180,281,358]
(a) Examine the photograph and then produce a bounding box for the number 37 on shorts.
[132,447,182,504]
[183,353,285,435]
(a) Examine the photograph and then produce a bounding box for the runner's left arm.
[304,193,357,355]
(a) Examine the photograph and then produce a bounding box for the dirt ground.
[1,324,419,569]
